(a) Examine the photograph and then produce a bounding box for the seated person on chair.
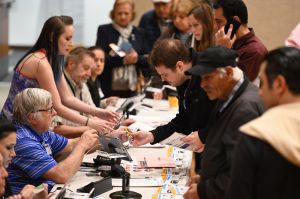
[7,88,99,194]
[87,46,119,109]
[0,120,48,199]
[58,47,134,132]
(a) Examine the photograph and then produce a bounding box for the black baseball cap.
[185,46,238,76]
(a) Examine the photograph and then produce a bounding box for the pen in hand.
[113,112,126,130]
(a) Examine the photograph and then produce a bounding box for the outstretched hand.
[95,108,119,123]
[131,131,154,146]
[89,117,114,133]
[10,183,49,199]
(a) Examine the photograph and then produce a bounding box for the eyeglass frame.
[33,106,54,114]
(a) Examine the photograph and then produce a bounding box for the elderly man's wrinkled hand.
[183,183,200,199]
[186,174,201,186]
[79,129,99,151]
[181,131,205,153]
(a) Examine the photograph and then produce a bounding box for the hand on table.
[120,118,135,126]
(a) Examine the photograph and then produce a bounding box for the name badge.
[99,88,104,98]
[44,143,52,155]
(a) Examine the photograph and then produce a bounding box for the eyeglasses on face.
[33,106,54,114]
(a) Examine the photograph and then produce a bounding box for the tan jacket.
[240,103,300,167]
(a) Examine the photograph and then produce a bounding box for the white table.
[50,147,191,198]
[50,99,192,198]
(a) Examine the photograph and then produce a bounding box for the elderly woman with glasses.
[0,120,48,199]
[6,88,99,194]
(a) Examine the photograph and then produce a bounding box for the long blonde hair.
[169,0,200,18]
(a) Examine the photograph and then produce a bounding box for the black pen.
[113,112,126,130]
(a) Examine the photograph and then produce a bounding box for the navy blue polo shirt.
[7,123,68,193]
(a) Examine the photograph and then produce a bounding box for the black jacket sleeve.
[150,94,192,144]
[198,103,263,199]
[225,133,261,199]
[96,24,124,68]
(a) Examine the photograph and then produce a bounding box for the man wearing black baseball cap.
[183,46,264,199]
[185,46,238,78]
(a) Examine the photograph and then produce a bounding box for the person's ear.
[273,75,287,97]
[68,60,76,70]
[27,112,37,125]
[233,16,241,23]
[110,10,115,21]
[175,61,185,72]
[225,66,233,79]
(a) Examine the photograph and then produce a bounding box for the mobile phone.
[33,184,44,194]
[224,18,241,39]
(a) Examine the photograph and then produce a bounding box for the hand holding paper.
[123,50,138,65]
[186,174,201,186]
[131,131,154,146]
[181,131,204,153]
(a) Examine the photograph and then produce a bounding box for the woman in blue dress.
[1,15,119,133]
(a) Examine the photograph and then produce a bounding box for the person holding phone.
[213,0,267,84]
[0,120,48,199]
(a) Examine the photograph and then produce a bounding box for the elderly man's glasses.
[34,106,53,114]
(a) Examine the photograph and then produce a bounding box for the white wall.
[8,0,114,47]
[9,0,43,46]
[83,1,114,46]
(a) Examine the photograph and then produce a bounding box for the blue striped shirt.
[7,123,68,194]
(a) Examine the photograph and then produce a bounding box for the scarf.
[240,103,300,167]
[112,22,137,91]
[112,22,133,40]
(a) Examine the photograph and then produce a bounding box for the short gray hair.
[13,88,52,124]
[217,67,243,81]
[232,67,244,81]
